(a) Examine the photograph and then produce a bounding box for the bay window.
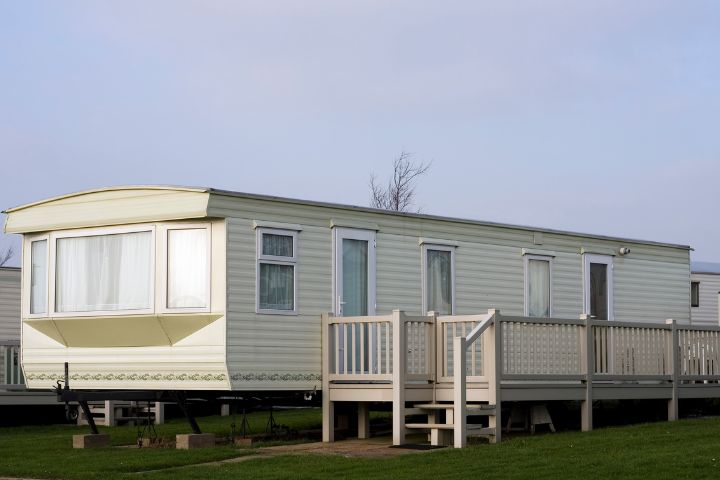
[24,222,214,317]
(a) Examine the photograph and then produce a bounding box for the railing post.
[392,310,406,446]
[580,314,593,431]
[428,311,438,384]
[453,335,467,448]
[488,309,502,444]
[666,319,678,421]
[322,313,335,442]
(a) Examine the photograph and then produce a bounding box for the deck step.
[405,423,456,430]
[467,426,496,436]
[413,403,496,415]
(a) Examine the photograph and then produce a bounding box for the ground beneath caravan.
[2,409,720,479]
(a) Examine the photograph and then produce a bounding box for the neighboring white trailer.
[2,186,692,394]
[690,262,720,326]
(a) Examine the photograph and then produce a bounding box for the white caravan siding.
[208,193,690,391]
[0,268,20,341]
[691,273,720,326]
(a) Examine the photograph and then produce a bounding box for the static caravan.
[8,186,716,446]
[690,262,720,326]
[1,267,22,389]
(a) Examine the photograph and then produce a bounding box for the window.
[55,231,153,313]
[257,228,297,313]
[166,228,209,309]
[524,255,552,317]
[691,281,700,308]
[422,244,455,315]
[583,254,613,320]
[30,239,47,314]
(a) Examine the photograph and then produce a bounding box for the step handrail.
[465,312,495,345]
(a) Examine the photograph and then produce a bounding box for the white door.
[333,228,376,374]
[583,254,613,320]
[333,228,376,317]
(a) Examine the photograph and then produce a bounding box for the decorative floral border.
[25,372,228,382]
[231,372,322,382]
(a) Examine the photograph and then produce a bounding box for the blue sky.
[1,1,719,266]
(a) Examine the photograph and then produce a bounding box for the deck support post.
[322,313,335,442]
[580,315,593,432]
[392,310,406,446]
[667,319,679,421]
[357,402,370,439]
[486,309,502,444]
[453,336,467,448]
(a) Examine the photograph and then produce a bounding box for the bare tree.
[0,246,13,267]
[370,151,431,212]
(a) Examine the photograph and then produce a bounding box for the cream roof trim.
[4,186,211,234]
[3,185,208,213]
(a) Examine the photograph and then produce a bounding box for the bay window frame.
[23,233,50,319]
[158,223,212,314]
[256,227,298,315]
[48,224,157,318]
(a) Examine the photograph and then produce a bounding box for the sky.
[1,1,719,267]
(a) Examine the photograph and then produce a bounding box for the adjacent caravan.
[9,186,715,446]
[690,262,720,326]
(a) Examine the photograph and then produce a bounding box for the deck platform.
[322,310,720,448]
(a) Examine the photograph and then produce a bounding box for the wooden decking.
[321,310,720,448]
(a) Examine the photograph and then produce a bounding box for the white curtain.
[427,249,452,314]
[167,229,208,308]
[259,263,294,310]
[30,240,47,314]
[528,259,550,317]
[55,232,152,312]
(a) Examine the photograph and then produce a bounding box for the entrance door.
[333,228,376,317]
[333,228,376,374]
[583,254,613,320]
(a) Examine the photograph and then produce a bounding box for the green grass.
[2,409,720,479]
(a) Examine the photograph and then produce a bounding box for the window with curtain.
[425,247,453,314]
[526,257,551,317]
[55,231,152,313]
[167,228,209,309]
[257,229,297,312]
[30,239,47,314]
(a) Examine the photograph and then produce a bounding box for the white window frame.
[256,228,298,315]
[523,254,553,317]
[421,244,456,315]
[332,228,376,317]
[583,253,614,321]
[158,223,212,314]
[49,224,157,318]
[23,233,50,318]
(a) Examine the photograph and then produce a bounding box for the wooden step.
[467,426,496,436]
[413,403,496,415]
[405,423,455,430]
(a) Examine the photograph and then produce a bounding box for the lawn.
[1,409,720,480]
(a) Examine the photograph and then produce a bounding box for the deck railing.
[322,312,720,388]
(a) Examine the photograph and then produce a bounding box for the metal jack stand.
[266,405,279,434]
[137,401,158,448]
